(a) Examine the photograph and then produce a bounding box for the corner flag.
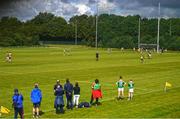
[165,82,172,87]
[164,82,172,92]
[0,106,10,114]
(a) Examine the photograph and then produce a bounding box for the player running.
[147,51,152,59]
[140,55,144,63]
[6,51,12,63]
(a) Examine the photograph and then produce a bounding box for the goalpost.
[138,3,161,53]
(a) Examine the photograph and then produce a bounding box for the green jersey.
[116,81,125,88]
[128,82,134,89]
[94,83,101,90]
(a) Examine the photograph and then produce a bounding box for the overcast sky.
[0,0,180,21]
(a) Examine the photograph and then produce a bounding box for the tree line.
[0,12,179,50]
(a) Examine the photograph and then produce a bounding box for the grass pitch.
[0,45,180,118]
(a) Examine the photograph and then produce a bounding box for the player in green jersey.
[116,76,126,99]
[128,80,134,100]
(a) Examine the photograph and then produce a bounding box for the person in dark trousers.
[64,78,73,109]
[54,80,62,92]
[90,80,95,104]
[140,55,144,63]
[54,80,62,111]
[73,82,80,108]
[31,83,42,118]
[12,89,24,119]
[96,51,99,61]
[54,85,65,114]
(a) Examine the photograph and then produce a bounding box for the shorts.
[33,102,40,108]
[6,56,9,60]
[129,89,134,93]
[118,88,124,92]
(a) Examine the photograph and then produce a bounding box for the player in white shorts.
[128,80,134,100]
[116,76,126,99]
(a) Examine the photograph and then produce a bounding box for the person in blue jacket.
[64,78,73,109]
[54,85,64,114]
[12,89,24,119]
[31,83,42,118]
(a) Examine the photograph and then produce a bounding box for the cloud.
[75,4,92,15]
[0,0,179,21]
[106,0,180,17]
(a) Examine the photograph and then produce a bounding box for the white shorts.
[118,88,124,92]
[129,89,134,93]
[6,56,9,60]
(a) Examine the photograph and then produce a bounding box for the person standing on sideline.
[64,78,73,109]
[128,80,134,100]
[54,85,65,114]
[73,82,80,108]
[31,83,42,118]
[116,76,126,100]
[54,80,62,92]
[54,80,62,110]
[12,89,24,119]
[90,79,102,106]
[90,80,95,104]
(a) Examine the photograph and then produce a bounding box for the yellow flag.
[0,106,10,114]
[165,82,172,87]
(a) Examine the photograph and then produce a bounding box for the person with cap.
[64,78,73,109]
[12,89,24,119]
[54,85,65,114]
[53,80,62,111]
[54,80,62,92]
[31,83,42,118]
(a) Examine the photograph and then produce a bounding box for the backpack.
[84,102,90,107]
[78,102,91,108]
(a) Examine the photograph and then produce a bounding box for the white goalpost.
[138,3,161,53]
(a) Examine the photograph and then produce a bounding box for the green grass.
[0,45,180,118]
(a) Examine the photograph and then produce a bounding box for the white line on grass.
[101,86,180,102]
[7,86,179,118]
[77,80,152,91]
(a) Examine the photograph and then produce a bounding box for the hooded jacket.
[12,94,23,108]
[31,88,42,103]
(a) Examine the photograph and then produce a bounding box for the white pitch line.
[101,86,180,102]
[77,80,153,91]
[6,86,179,118]
[0,70,23,75]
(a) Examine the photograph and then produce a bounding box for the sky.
[0,0,180,21]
